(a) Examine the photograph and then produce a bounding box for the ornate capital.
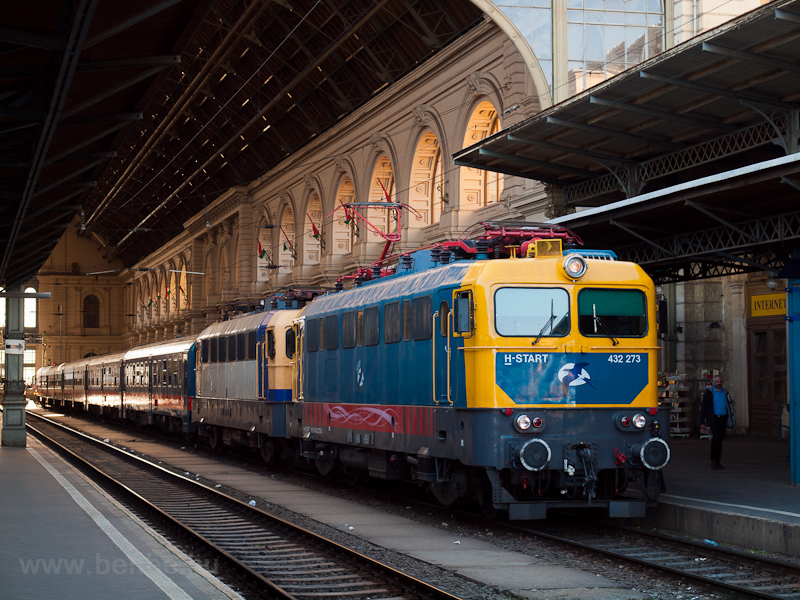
[334,154,349,174]
[466,72,483,96]
[370,132,386,154]
[412,105,429,125]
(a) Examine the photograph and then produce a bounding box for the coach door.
[748,320,788,437]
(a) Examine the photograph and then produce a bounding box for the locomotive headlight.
[562,255,588,279]
[515,413,532,431]
[632,413,647,429]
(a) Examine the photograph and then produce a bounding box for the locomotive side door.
[434,290,454,405]
[291,318,304,401]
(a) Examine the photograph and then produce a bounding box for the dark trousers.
[709,414,727,463]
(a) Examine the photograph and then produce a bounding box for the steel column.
[789,250,800,484]
[1,286,25,446]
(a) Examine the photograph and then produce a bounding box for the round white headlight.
[515,414,532,431]
[562,254,588,279]
[632,413,647,429]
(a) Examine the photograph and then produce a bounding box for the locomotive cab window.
[439,301,449,337]
[494,288,570,337]
[578,288,647,337]
[267,330,276,359]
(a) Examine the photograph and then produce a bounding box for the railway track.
[26,410,463,600]
[511,517,800,600]
[27,406,800,599]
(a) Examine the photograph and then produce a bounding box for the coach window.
[578,288,647,337]
[384,302,401,344]
[342,312,356,349]
[306,318,319,352]
[228,335,236,361]
[364,307,380,346]
[495,288,570,337]
[403,300,411,341]
[325,315,339,350]
[412,296,432,340]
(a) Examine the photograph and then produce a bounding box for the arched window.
[460,102,503,208]
[84,295,100,328]
[24,286,37,328]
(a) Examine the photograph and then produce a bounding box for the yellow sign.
[751,293,787,317]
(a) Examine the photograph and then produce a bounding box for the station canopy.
[455,0,800,284]
[0,0,484,289]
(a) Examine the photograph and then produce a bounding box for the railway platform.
[5,406,800,599]
[648,435,799,555]
[0,433,244,600]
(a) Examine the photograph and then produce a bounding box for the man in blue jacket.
[699,375,735,470]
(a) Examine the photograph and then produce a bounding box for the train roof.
[301,261,473,317]
[124,336,197,361]
[196,309,298,340]
[84,350,128,367]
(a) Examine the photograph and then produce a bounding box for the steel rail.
[26,410,464,600]
[504,518,800,600]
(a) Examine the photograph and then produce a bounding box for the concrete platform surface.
[647,435,799,554]
[0,436,244,600]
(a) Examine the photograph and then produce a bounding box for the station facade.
[25,0,786,439]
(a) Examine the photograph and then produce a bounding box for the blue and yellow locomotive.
[290,222,669,518]
[36,222,669,519]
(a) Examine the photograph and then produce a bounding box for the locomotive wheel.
[259,439,276,464]
[345,469,362,485]
[430,462,467,506]
[208,428,222,451]
[315,449,336,477]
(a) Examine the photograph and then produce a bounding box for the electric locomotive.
[290,222,669,519]
[35,221,669,520]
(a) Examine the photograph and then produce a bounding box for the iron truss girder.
[564,115,790,206]
[646,253,785,284]
[611,210,800,282]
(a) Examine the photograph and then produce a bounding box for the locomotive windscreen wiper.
[532,300,556,346]
[592,304,619,346]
